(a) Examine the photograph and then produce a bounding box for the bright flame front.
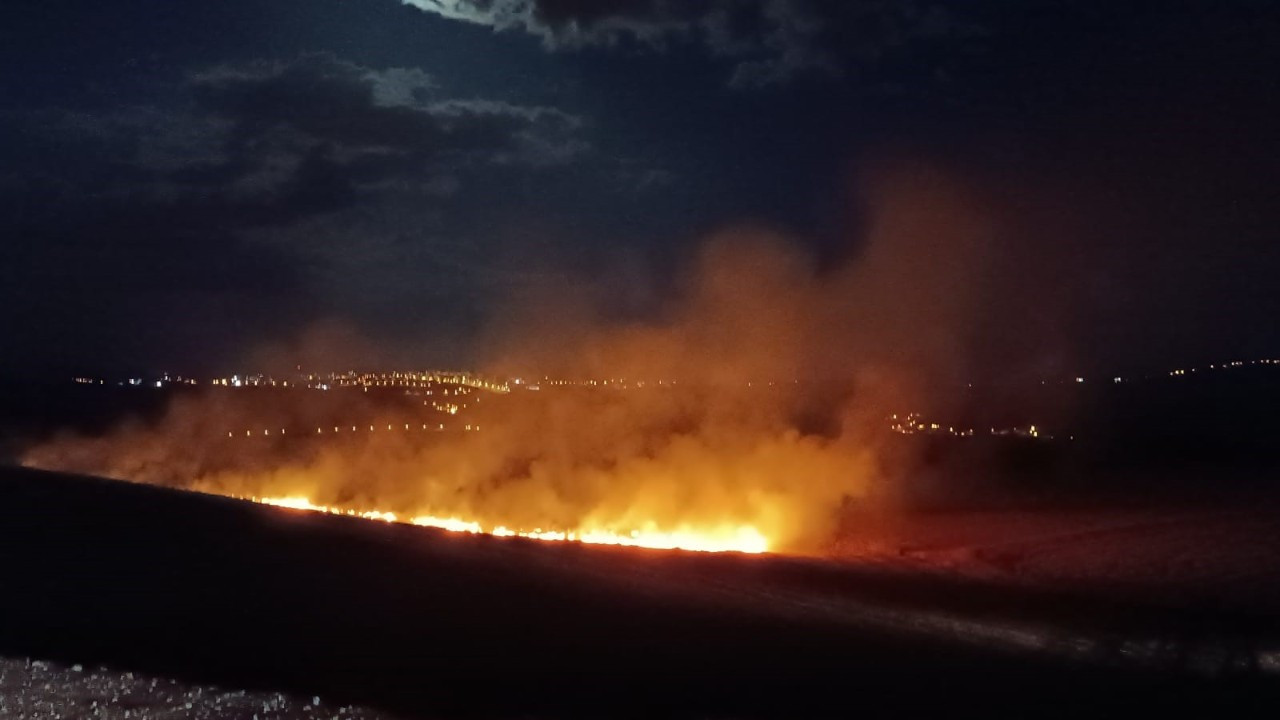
[250,495,769,554]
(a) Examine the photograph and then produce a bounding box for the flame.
[250,495,768,553]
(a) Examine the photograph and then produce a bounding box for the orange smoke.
[22,164,1000,554]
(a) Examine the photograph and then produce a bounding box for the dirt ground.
[0,656,398,719]
[831,495,1280,615]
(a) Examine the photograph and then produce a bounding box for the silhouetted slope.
[0,466,1275,717]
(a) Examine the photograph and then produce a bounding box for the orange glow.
[251,495,768,553]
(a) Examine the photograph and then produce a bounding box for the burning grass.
[252,494,769,553]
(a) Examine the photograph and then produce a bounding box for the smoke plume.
[24,162,998,552]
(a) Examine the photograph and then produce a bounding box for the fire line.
[245,495,770,554]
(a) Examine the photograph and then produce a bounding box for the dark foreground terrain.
[1,466,1277,718]
[0,655,396,719]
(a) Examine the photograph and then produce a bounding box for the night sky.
[2,0,1277,379]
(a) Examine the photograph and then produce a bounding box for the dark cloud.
[183,54,586,203]
[0,52,591,375]
[401,0,977,87]
[7,54,586,212]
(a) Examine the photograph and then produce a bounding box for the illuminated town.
[71,355,1280,393]
[69,356,1280,445]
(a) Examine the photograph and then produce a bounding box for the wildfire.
[249,495,769,554]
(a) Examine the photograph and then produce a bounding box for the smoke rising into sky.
[23,161,1017,551]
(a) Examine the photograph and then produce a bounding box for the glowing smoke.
[23,163,998,552]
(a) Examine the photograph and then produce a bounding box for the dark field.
[1,465,1277,718]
